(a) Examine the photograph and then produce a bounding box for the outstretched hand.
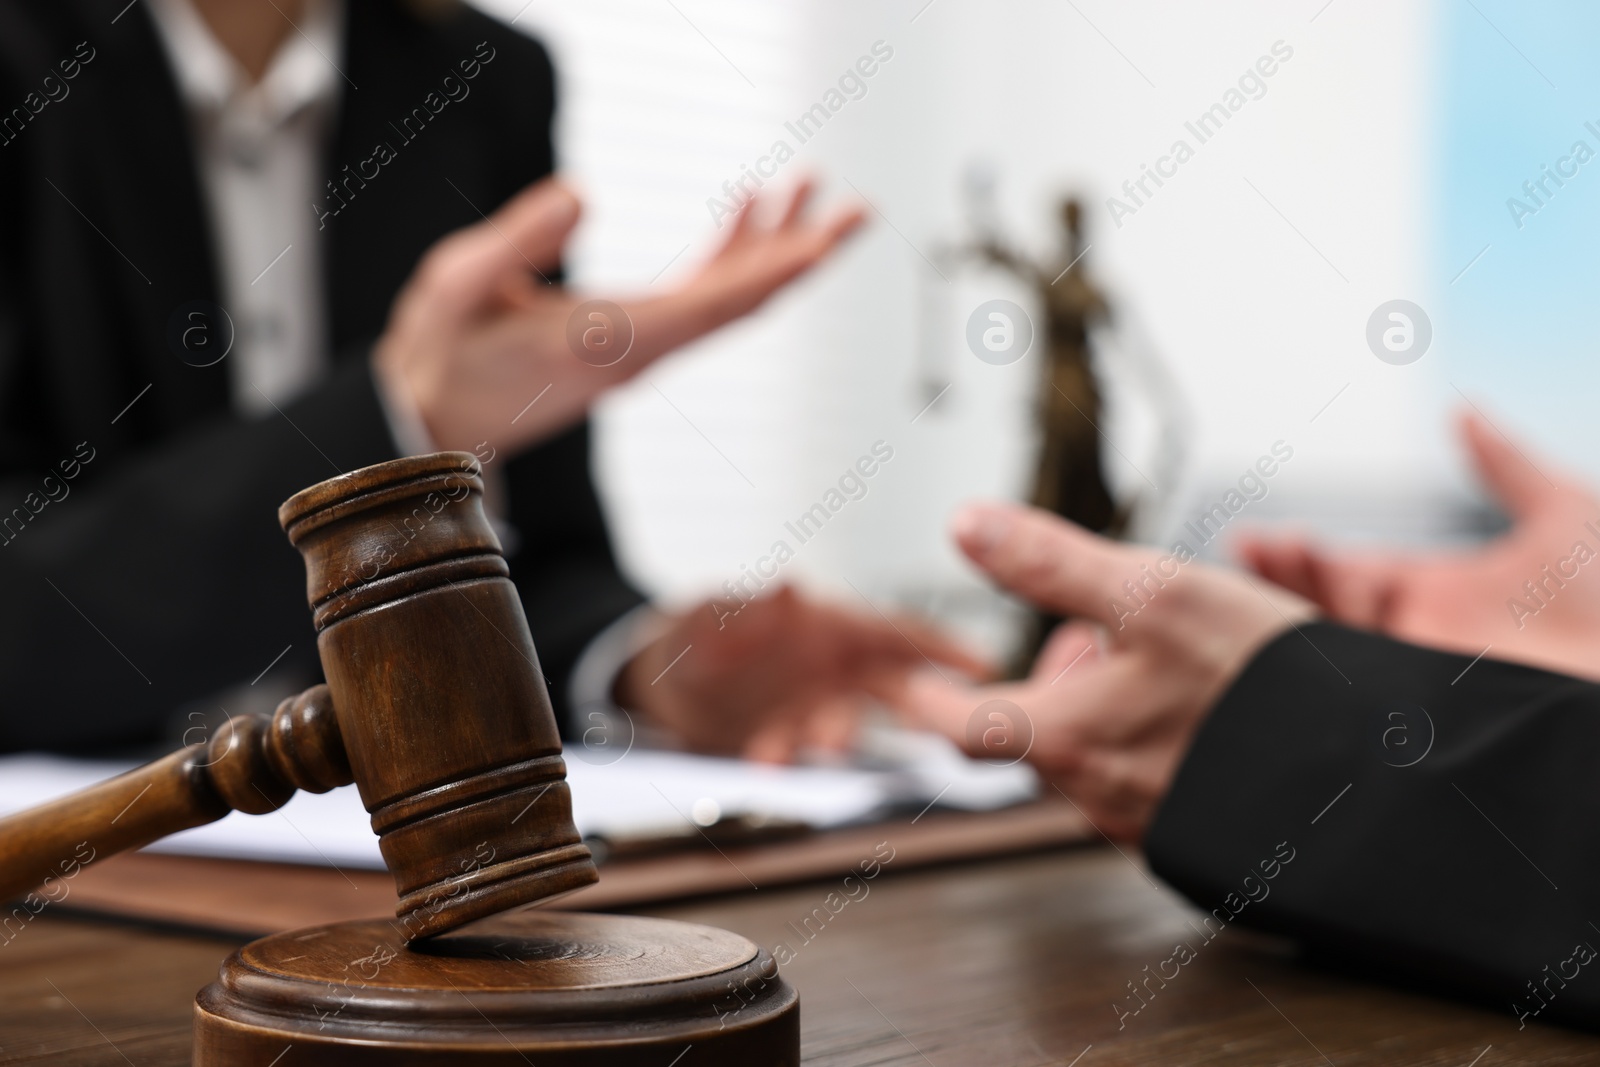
[375,177,864,457]
[880,503,1311,841]
[617,585,989,764]
[1238,412,1600,681]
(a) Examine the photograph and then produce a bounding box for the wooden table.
[2,845,1595,1065]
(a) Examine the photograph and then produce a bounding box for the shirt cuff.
[566,603,683,749]
[369,356,518,546]
[370,356,437,458]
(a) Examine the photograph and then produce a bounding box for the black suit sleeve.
[0,354,405,754]
[1145,622,1600,1030]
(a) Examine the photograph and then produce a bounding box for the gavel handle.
[0,685,351,906]
[0,747,224,904]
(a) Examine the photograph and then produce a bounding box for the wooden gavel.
[0,452,798,1064]
[0,452,596,939]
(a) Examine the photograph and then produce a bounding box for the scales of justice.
[0,453,795,1064]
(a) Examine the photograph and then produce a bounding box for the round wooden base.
[193,910,798,1065]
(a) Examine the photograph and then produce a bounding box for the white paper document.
[0,727,1036,870]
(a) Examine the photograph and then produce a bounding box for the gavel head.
[278,452,597,939]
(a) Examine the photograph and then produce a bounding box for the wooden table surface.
[2,844,1595,1065]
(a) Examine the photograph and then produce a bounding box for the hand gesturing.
[1238,413,1600,681]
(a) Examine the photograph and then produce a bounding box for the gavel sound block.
[0,454,797,1065]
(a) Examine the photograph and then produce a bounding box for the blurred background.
[477,0,1587,660]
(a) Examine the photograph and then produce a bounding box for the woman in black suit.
[0,0,978,755]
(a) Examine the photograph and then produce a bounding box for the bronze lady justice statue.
[970,197,1128,538]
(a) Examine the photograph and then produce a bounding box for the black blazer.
[1147,622,1600,1030]
[0,0,642,751]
